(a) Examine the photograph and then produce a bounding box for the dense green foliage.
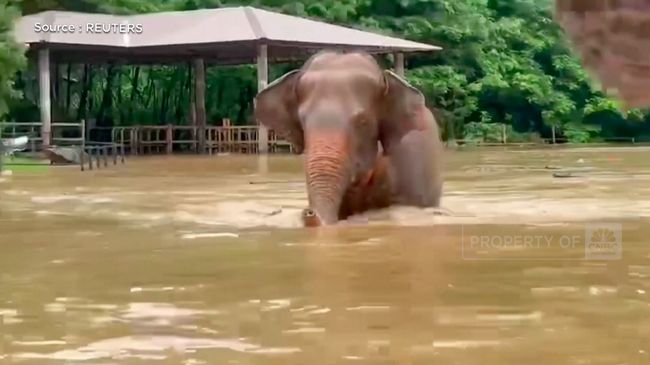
[3,0,650,143]
[0,0,26,121]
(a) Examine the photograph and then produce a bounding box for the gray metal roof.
[15,6,441,65]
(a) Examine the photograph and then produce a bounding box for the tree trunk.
[77,64,93,121]
[236,85,248,124]
[144,68,155,108]
[117,68,124,125]
[214,74,223,119]
[160,83,169,123]
[127,66,140,124]
[96,64,116,127]
[178,63,192,124]
[52,60,59,105]
[194,59,206,152]
[151,80,158,123]
[65,63,72,115]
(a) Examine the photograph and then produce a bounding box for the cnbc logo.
[584,223,622,260]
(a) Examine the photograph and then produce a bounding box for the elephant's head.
[254,50,428,225]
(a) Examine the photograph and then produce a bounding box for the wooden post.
[502,124,507,144]
[193,59,206,154]
[190,101,196,125]
[257,44,269,154]
[30,126,36,152]
[394,52,405,77]
[190,101,197,152]
[130,128,137,155]
[119,128,125,163]
[79,146,84,171]
[81,119,86,148]
[552,125,556,144]
[119,129,124,157]
[166,124,173,154]
[207,126,212,155]
[80,119,86,170]
[0,131,3,173]
[38,48,52,147]
[223,118,230,152]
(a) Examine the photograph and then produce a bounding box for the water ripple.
[12,335,296,361]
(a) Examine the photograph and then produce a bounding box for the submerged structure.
[14,6,441,154]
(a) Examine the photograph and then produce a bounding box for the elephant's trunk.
[304,132,351,225]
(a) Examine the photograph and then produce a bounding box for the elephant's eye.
[352,111,368,124]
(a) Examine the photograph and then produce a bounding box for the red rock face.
[555,0,650,108]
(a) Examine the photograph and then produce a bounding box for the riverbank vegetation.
[2,0,650,143]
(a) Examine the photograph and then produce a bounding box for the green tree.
[0,0,26,121]
[4,0,650,143]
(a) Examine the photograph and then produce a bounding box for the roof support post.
[38,48,51,148]
[193,58,206,154]
[394,52,405,77]
[257,44,269,154]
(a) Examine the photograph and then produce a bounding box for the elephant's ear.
[254,70,304,154]
[378,70,429,152]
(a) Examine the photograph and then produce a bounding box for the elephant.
[301,154,393,227]
[254,50,443,226]
[554,0,650,108]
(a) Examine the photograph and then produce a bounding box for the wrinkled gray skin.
[254,50,443,225]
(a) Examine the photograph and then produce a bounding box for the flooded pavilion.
[12,6,441,157]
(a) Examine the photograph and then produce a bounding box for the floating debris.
[552,166,597,178]
[553,172,575,178]
[180,232,239,240]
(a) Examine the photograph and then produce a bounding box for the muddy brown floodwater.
[1,146,649,364]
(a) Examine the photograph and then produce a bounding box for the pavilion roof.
[15,6,441,65]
